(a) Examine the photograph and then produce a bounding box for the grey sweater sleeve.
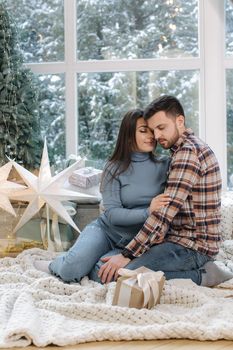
[101,168,149,226]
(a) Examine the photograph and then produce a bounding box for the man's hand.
[98,254,131,283]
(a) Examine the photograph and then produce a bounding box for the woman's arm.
[101,166,170,226]
[101,167,149,226]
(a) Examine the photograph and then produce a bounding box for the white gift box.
[69,167,102,189]
[112,267,165,309]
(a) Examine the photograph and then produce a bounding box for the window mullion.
[201,0,226,189]
[64,0,77,158]
[75,58,200,73]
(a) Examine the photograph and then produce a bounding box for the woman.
[36,109,171,283]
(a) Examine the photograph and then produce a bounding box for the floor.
[14,339,233,350]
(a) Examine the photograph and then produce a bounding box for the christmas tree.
[0,2,42,169]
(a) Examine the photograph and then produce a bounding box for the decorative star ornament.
[9,140,94,233]
[0,162,26,216]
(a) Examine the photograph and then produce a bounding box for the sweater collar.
[131,152,150,162]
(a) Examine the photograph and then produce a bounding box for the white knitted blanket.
[1,246,233,348]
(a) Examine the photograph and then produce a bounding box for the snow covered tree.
[0,2,42,168]
[5,0,65,167]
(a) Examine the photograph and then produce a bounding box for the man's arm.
[122,147,201,258]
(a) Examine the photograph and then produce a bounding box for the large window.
[4,0,231,189]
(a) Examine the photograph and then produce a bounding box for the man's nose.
[153,130,160,140]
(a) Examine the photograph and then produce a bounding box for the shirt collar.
[170,128,194,154]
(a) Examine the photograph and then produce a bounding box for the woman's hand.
[149,193,171,214]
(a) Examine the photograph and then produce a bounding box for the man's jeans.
[49,220,211,285]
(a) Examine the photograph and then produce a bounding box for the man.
[99,95,233,286]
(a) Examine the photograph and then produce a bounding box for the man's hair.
[144,95,185,120]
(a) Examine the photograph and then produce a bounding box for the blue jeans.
[49,220,211,285]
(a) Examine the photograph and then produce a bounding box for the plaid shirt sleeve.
[122,146,201,258]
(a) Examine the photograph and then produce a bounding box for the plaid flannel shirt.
[122,129,222,258]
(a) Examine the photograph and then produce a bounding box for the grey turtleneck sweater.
[97,152,170,248]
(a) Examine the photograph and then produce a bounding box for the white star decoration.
[0,162,26,216]
[9,140,93,233]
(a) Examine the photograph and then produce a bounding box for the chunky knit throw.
[0,245,233,348]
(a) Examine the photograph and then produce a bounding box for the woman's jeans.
[49,220,211,285]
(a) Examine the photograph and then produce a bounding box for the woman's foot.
[34,260,51,274]
[201,261,233,287]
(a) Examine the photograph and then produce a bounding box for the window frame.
[25,0,228,189]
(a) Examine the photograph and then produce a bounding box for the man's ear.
[176,115,185,129]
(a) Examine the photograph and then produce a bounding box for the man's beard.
[158,127,180,149]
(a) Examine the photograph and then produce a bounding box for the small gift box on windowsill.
[112,266,165,309]
[69,167,102,189]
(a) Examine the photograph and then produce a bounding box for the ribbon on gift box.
[116,267,164,309]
